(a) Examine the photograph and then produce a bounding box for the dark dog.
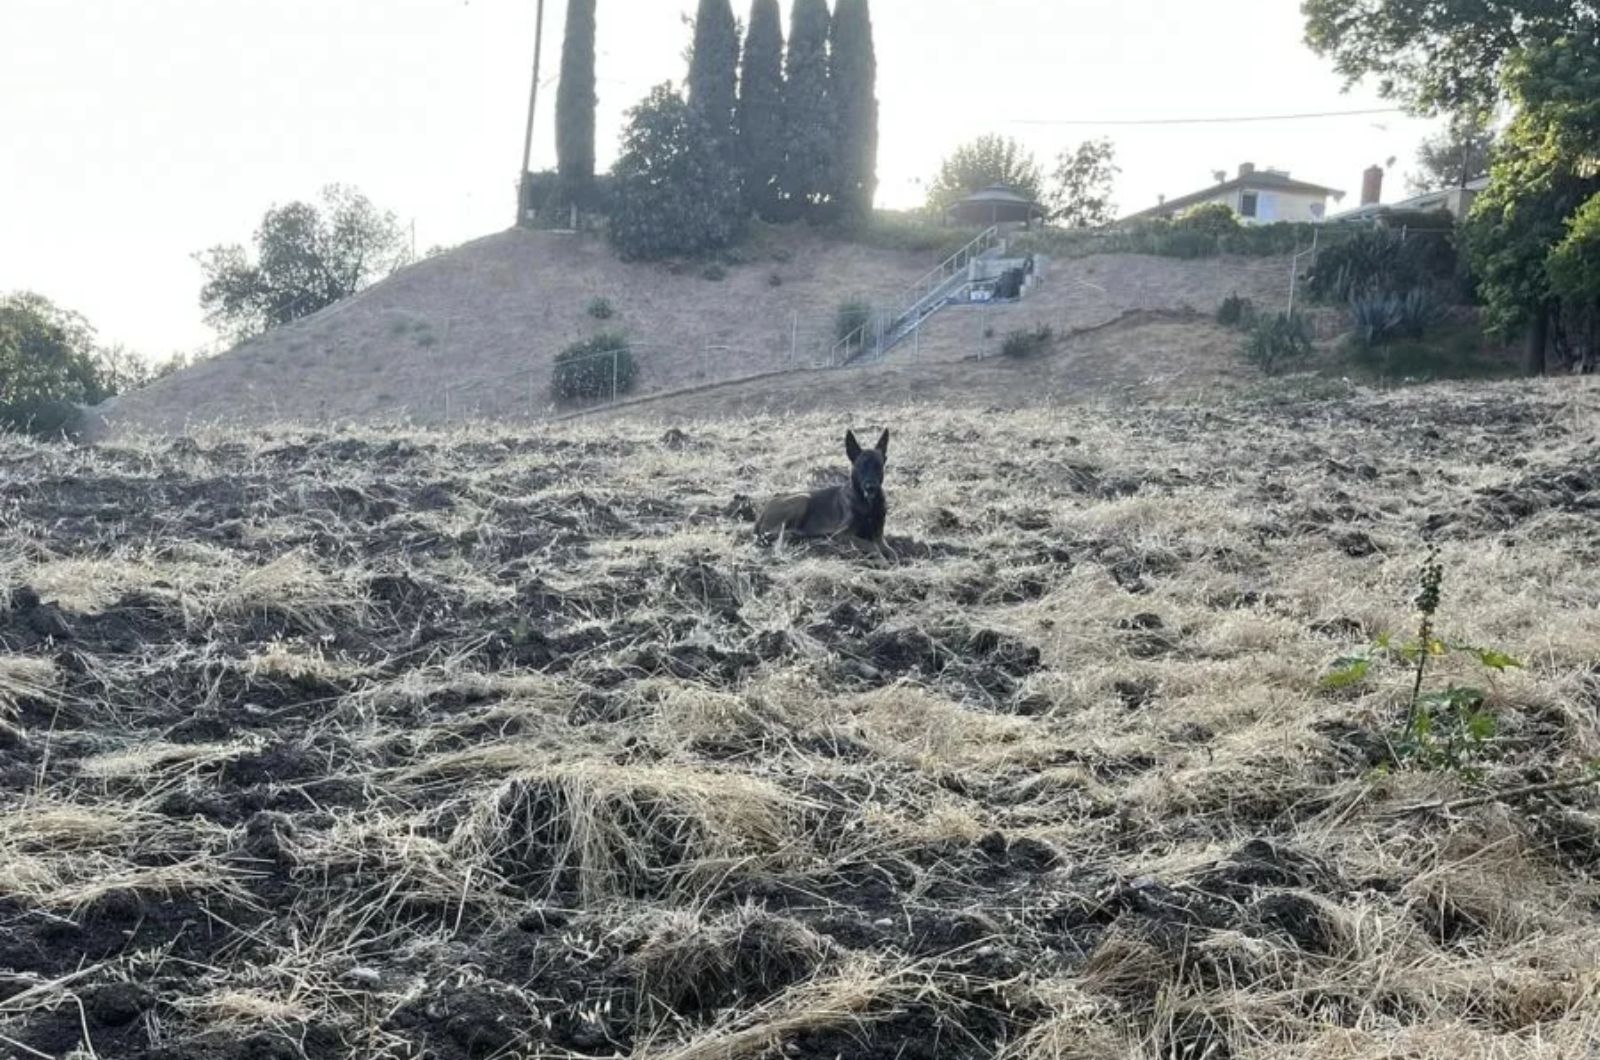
[756,429,893,559]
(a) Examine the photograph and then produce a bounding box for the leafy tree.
[1465,33,1600,373]
[556,0,598,212]
[1301,0,1587,113]
[782,0,835,220]
[688,0,740,148]
[1050,138,1119,227]
[608,84,744,261]
[1407,114,1495,194]
[737,0,785,220]
[197,185,409,340]
[830,0,879,222]
[925,134,1043,213]
[0,292,123,436]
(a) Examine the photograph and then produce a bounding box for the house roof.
[1123,170,1346,222]
[1329,176,1489,222]
[957,184,1040,207]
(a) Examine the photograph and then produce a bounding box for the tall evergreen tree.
[688,0,740,145]
[783,0,835,220]
[555,0,597,212]
[737,0,785,220]
[829,0,878,222]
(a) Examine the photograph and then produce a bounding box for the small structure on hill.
[946,185,1049,229]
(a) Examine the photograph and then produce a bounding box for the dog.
[756,429,894,559]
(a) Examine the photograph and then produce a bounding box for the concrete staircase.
[830,226,1046,365]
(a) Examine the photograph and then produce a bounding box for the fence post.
[611,349,620,406]
[790,312,798,370]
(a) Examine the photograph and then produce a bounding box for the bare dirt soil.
[5,381,1600,1059]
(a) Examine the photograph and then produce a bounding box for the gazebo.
[946,184,1049,228]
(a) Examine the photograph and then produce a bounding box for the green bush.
[1012,220,1323,262]
[767,272,784,287]
[0,397,86,440]
[1000,325,1054,358]
[700,263,727,282]
[586,297,614,320]
[1349,289,1445,347]
[1216,293,1256,328]
[607,85,743,261]
[1305,228,1458,303]
[835,300,874,343]
[1175,202,1240,236]
[552,332,636,403]
[845,211,983,257]
[1241,312,1313,375]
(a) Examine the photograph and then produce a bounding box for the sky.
[1,0,1438,362]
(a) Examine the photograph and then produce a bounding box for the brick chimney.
[1361,165,1384,206]
[1239,162,1256,178]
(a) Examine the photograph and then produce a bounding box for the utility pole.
[516,0,547,227]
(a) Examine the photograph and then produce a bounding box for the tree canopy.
[688,0,740,144]
[925,135,1044,214]
[781,0,835,220]
[556,0,598,210]
[1301,0,1587,113]
[1407,114,1495,194]
[608,84,744,261]
[197,185,410,341]
[737,0,786,220]
[1050,138,1119,227]
[0,292,144,435]
[829,0,878,222]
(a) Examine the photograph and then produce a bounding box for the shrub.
[1216,293,1256,328]
[847,211,983,257]
[1306,228,1458,303]
[1174,202,1240,236]
[1241,312,1312,375]
[700,263,727,282]
[552,332,636,403]
[0,397,86,440]
[586,297,614,320]
[1000,325,1054,358]
[835,300,874,343]
[767,273,784,287]
[607,85,743,261]
[1349,289,1445,347]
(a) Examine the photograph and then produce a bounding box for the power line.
[1006,107,1406,128]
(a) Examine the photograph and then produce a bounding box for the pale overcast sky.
[1,0,1435,360]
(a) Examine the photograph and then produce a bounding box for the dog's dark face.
[844,429,890,505]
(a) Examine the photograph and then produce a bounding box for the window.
[1240,192,1258,218]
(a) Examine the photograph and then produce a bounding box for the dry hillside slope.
[91,227,936,437]
[4,380,1600,1059]
[92,228,1312,438]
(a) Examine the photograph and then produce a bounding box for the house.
[1123,163,1345,226]
[946,185,1049,229]
[1329,164,1488,224]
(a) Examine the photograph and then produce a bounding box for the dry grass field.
[4,380,1600,1059]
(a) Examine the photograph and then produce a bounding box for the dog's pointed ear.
[845,430,862,462]
[875,429,889,457]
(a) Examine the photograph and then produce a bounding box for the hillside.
[89,225,1309,438]
[90,226,938,437]
[4,383,1599,1059]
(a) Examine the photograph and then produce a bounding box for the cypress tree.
[555,0,597,212]
[687,0,740,145]
[829,0,878,222]
[783,0,835,220]
[737,0,785,220]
